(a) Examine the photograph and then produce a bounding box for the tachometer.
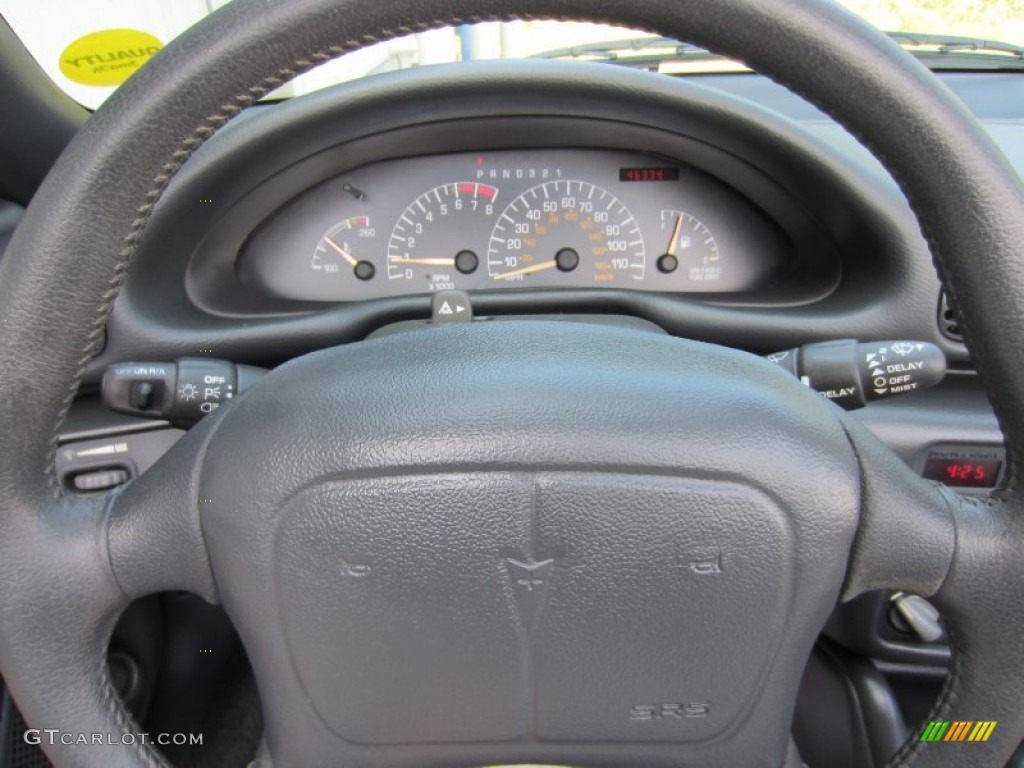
[487,180,645,285]
[386,182,498,290]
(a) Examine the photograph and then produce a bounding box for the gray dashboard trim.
[191,120,837,311]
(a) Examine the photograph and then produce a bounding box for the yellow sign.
[59,29,162,86]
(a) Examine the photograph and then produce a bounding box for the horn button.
[278,472,791,744]
[198,322,861,761]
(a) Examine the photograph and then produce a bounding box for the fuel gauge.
[313,216,377,281]
[657,210,720,283]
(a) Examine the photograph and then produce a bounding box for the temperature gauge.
[313,216,377,281]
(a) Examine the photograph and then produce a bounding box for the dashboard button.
[431,290,472,324]
[72,468,130,492]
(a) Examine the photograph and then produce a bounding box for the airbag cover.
[198,321,860,766]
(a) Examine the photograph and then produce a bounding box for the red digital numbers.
[944,463,986,482]
[618,167,680,182]
[626,168,663,181]
[923,457,1002,488]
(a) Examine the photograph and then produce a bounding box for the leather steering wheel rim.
[1,1,1023,766]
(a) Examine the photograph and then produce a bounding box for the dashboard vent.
[938,291,963,342]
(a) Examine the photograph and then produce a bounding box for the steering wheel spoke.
[0,490,173,767]
[0,421,216,767]
[840,415,957,601]
[840,414,1024,764]
[911,493,1024,765]
[105,417,219,602]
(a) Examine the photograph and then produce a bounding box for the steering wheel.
[2,0,1023,766]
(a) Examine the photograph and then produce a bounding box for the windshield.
[0,0,1021,109]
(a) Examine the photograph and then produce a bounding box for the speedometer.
[487,180,645,285]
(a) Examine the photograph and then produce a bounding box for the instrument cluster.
[238,149,789,302]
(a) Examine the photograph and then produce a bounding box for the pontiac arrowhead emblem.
[505,558,554,630]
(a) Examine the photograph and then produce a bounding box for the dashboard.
[100,61,1024,367]
[1,32,1015,768]
[239,149,787,301]
[52,61,1016,715]
[77,60,1014,520]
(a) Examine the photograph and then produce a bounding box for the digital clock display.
[922,458,1002,488]
[619,167,680,182]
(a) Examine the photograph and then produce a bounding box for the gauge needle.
[323,235,358,267]
[492,259,557,281]
[388,257,456,266]
[665,213,684,256]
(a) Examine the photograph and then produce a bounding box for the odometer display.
[620,167,680,182]
[487,180,645,285]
